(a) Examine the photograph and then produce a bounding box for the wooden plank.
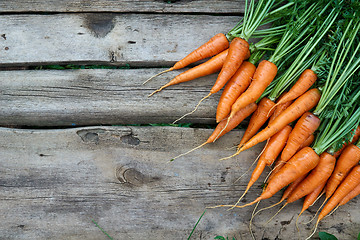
[0,14,239,66]
[0,126,358,239]
[0,68,223,126]
[0,0,246,14]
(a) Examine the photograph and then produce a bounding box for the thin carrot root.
[234,142,267,184]
[295,213,301,233]
[303,198,327,225]
[168,142,207,163]
[311,191,325,207]
[305,220,319,240]
[253,200,283,217]
[267,103,277,118]
[249,201,261,240]
[172,93,212,124]
[148,85,167,97]
[143,68,174,85]
[214,116,231,142]
[266,203,288,224]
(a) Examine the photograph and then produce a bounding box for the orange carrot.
[325,144,360,199]
[230,60,278,118]
[281,112,321,163]
[318,165,360,222]
[239,125,292,200]
[333,125,360,158]
[239,97,276,145]
[148,49,228,96]
[144,33,229,84]
[216,61,256,122]
[212,38,250,94]
[286,152,336,204]
[338,181,360,207]
[299,134,315,149]
[170,103,256,161]
[237,88,321,153]
[299,181,326,217]
[274,69,317,107]
[280,173,308,203]
[268,92,293,124]
[220,147,320,208]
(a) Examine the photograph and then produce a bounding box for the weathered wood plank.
[0,14,239,66]
[0,126,358,239]
[1,69,223,126]
[0,0,246,14]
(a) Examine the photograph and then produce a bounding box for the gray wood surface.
[0,0,246,13]
[0,14,238,66]
[1,69,223,126]
[0,126,358,240]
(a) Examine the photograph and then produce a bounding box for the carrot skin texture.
[318,165,360,221]
[207,103,257,143]
[299,134,315,149]
[269,92,293,124]
[287,152,336,203]
[281,112,321,163]
[239,88,321,152]
[247,125,292,190]
[280,174,308,203]
[275,69,317,106]
[257,147,320,201]
[333,126,360,158]
[231,60,278,116]
[338,182,360,206]
[300,181,326,215]
[173,33,229,70]
[239,97,276,145]
[325,144,360,198]
[211,38,250,94]
[216,61,256,122]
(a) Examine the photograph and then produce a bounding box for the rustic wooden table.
[0,1,359,239]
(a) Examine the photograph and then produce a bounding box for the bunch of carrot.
[144,0,360,237]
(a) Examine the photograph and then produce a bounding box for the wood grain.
[0,69,223,126]
[0,14,238,66]
[0,0,246,14]
[0,126,358,240]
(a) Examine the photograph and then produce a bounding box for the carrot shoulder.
[216,61,256,122]
[238,88,321,153]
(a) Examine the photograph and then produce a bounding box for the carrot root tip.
[143,68,173,85]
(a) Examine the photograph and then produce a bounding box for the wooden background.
[0,1,359,239]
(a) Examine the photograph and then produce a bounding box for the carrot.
[281,112,321,163]
[214,147,320,209]
[325,144,360,199]
[233,125,292,204]
[239,98,276,145]
[333,125,360,158]
[272,69,317,108]
[338,181,360,207]
[237,88,321,154]
[148,49,228,97]
[213,38,250,94]
[170,103,257,162]
[286,152,336,204]
[317,165,360,222]
[299,181,326,217]
[143,33,229,84]
[280,174,308,203]
[268,92,293,124]
[216,61,256,123]
[300,134,315,149]
[230,60,278,118]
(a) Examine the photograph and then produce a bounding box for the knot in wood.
[115,166,145,185]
